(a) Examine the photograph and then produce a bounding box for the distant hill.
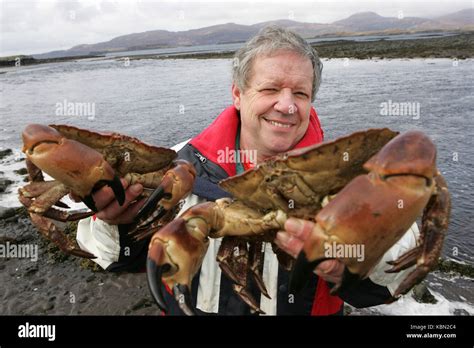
[32,8,474,59]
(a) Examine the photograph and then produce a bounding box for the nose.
[274,89,297,115]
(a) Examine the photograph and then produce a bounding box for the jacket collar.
[190,105,324,176]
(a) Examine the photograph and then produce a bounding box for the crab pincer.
[132,160,196,235]
[147,214,210,315]
[22,124,126,212]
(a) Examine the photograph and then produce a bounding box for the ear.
[231,83,241,110]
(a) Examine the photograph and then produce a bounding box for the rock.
[0,149,12,160]
[31,278,46,286]
[86,275,96,283]
[130,298,153,311]
[23,265,39,276]
[79,296,89,304]
[13,168,28,175]
[43,302,54,311]
[343,305,353,315]
[0,178,14,193]
[436,258,474,278]
[412,283,437,304]
[0,206,17,220]
[453,308,469,315]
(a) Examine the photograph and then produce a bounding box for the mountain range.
[34,8,474,59]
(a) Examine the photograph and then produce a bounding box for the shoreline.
[1,32,472,68]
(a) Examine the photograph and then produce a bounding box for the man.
[76,26,420,315]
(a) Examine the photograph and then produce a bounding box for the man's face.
[232,50,314,161]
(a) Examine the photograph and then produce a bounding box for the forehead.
[249,51,313,87]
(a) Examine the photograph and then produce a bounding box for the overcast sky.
[1,0,472,56]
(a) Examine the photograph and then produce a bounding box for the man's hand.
[70,178,146,225]
[275,217,344,284]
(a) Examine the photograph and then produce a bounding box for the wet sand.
[0,212,160,315]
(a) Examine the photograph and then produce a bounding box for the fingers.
[274,218,315,258]
[314,260,345,284]
[96,183,143,224]
[108,197,147,225]
[285,218,313,240]
[93,178,129,211]
[275,231,303,258]
[275,218,345,285]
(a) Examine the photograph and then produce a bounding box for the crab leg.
[217,237,265,313]
[387,172,451,297]
[29,213,95,258]
[19,177,93,222]
[20,181,70,214]
[217,236,244,284]
[133,160,196,229]
[249,241,270,299]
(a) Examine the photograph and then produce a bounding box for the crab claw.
[22,124,126,212]
[146,255,169,313]
[135,160,196,227]
[146,217,208,315]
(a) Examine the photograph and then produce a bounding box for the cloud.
[0,0,472,56]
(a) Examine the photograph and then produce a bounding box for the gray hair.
[232,25,323,102]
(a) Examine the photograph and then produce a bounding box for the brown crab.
[19,124,196,258]
[146,128,451,315]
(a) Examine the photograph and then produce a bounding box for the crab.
[18,124,196,258]
[145,128,451,315]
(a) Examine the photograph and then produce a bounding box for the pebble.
[0,148,12,160]
[0,206,17,220]
[0,179,14,193]
[86,275,96,283]
[13,168,27,175]
[79,296,89,304]
[130,298,152,311]
[32,278,46,286]
[23,265,39,276]
[453,308,469,315]
[43,302,54,311]
[412,283,438,304]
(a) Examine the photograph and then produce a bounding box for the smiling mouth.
[263,118,295,129]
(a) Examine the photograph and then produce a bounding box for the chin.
[267,140,294,155]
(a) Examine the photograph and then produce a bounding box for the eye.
[261,88,278,92]
[295,91,309,98]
